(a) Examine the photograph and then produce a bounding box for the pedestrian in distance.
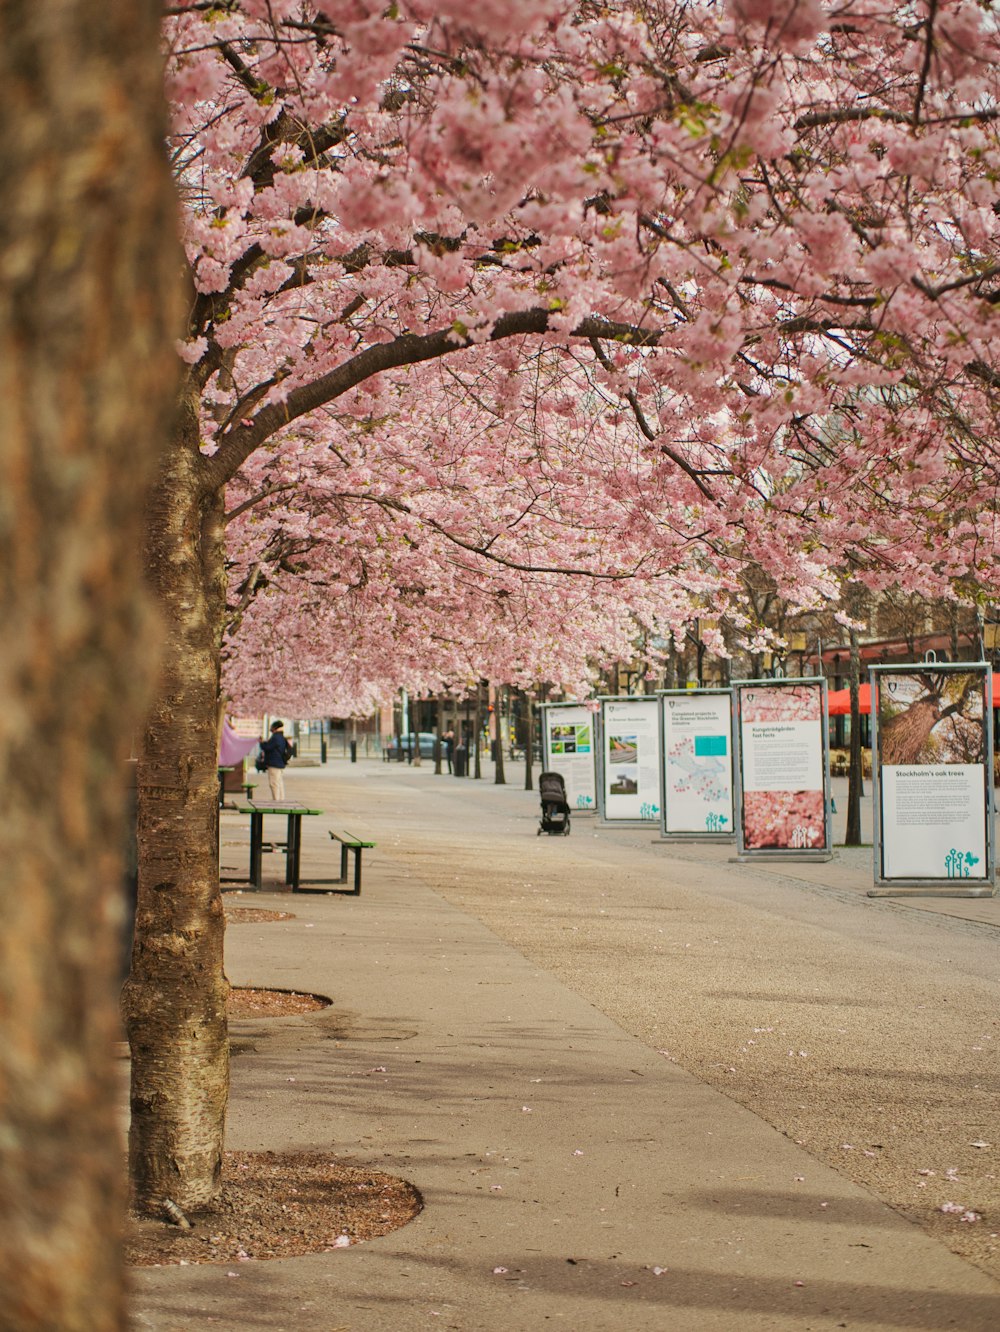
[444,729,455,773]
[259,720,294,800]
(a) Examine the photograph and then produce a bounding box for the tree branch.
[200,310,661,491]
[224,482,298,524]
[587,335,720,500]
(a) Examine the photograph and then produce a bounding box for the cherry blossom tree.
[220,346,744,713]
[127,0,1000,1213]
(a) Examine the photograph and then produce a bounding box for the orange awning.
[826,683,871,715]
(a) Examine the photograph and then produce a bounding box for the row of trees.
[141,0,1000,1205]
[7,1,1000,1325]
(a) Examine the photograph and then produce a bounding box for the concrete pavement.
[129,760,1000,1331]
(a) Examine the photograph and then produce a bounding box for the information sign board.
[659,690,734,838]
[871,663,994,894]
[733,678,831,858]
[598,697,661,823]
[540,703,597,811]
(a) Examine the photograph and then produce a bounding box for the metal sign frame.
[538,701,598,813]
[596,695,662,825]
[732,676,832,861]
[658,688,735,841]
[869,661,995,897]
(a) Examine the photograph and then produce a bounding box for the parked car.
[384,731,440,760]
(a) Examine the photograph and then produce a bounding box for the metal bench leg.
[351,846,362,896]
[286,815,302,889]
[249,813,263,889]
[340,843,349,883]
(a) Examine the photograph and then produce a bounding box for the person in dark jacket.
[260,719,293,799]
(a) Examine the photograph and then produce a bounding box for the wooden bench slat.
[329,831,375,848]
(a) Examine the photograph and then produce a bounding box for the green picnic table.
[224,800,322,891]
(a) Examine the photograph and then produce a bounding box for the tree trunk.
[664,647,678,691]
[524,695,535,791]
[0,3,181,1326]
[494,685,507,785]
[411,697,421,766]
[121,393,231,1213]
[845,628,863,846]
[474,684,483,779]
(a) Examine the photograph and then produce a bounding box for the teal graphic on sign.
[694,735,728,757]
[944,848,980,878]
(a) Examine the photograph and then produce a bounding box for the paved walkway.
[130,760,1000,1331]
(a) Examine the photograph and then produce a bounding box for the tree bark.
[474,684,483,779]
[880,698,941,766]
[524,694,535,791]
[494,685,507,785]
[411,696,422,766]
[121,391,231,1213]
[0,2,181,1326]
[845,628,864,846]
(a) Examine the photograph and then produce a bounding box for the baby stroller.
[538,771,571,836]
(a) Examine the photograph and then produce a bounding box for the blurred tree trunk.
[0,2,181,1327]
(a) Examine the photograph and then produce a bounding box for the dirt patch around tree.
[125,1151,422,1266]
[124,988,423,1266]
[224,906,295,923]
[227,986,329,1018]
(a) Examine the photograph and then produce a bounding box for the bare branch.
[224,483,298,524]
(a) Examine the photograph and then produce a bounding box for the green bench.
[218,767,256,808]
[284,826,375,896]
[326,830,375,896]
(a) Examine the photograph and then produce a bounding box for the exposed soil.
[224,906,295,923]
[124,1152,422,1266]
[227,986,327,1018]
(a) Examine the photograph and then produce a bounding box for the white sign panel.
[541,704,597,811]
[735,680,829,854]
[742,720,823,793]
[661,692,733,836]
[874,666,993,888]
[880,766,986,880]
[601,698,661,822]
